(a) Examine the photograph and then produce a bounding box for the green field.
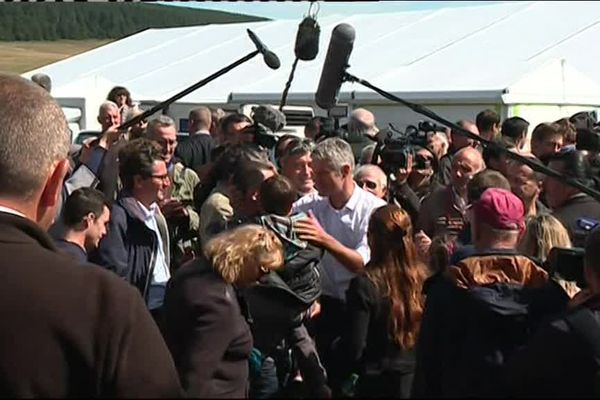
[0,40,112,73]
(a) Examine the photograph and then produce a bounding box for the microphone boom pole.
[343,71,600,202]
[117,50,260,131]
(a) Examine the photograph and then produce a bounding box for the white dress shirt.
[136,201,170,310]
[0,206,27,219]
[293,184,386,301]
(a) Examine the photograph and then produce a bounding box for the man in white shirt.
[293,137,386,371]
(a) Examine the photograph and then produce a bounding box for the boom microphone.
[247,29,281,70]
[315,23,355,110]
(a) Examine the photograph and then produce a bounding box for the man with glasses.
[91,138,172,328]
[146,116,200,270]
[354,164,387,199]
[279,137,317,198]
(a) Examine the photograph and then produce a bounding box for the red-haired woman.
[333,204,429,398]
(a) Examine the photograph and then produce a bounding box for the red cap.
[473,188,525,231]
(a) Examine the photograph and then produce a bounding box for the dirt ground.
[0,40,111,73]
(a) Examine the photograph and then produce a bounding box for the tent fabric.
[21,1,600,106]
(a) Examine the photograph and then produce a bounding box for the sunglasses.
[357,179,378,190]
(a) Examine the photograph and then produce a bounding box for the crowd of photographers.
[3,72,600,398]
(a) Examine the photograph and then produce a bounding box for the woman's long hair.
[518,214,572,264]
[365,204,428,349]
[106,86,132,107]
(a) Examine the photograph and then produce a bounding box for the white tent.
[22,1,600,131]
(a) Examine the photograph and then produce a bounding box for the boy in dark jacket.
[244,175,329,398]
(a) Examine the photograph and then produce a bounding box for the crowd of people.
[1,71,600,398]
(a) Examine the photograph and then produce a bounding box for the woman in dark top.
[164,224,284,398]
[335,204,429,398]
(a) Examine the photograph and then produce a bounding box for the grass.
[0,40,112,74]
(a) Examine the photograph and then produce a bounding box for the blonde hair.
[519,214,572,263]
[204,224,284,284]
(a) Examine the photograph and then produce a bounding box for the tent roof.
[22,1,600,106]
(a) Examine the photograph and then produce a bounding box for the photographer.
[504,227,600,397]
[384,147,441,227]
[372,123,442,224]
[544,147,600,246]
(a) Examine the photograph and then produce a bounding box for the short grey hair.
[354,164,387,188]
[0,74,69,199]
[312,137,355,172]
[98,101,118,117]
[146,115,176,138]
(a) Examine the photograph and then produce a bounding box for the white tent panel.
[21,1,600,131]
[502,59,600,105]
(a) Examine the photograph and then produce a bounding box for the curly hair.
[204,224,284,284]
[366,204,429,349]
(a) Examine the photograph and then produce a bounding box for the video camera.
[241,121,280,150]
[371,120,442,175]
[570,111,600,153]
[314,116,350,142]
[546,247,586,289]
[545,217,600,289]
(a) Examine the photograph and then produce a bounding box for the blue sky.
[159,1,506,20]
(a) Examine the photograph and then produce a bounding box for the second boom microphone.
[315,23,356,110]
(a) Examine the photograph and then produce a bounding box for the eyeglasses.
[150,173,170,182]
[357,179,378,190]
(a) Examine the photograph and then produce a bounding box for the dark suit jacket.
[164,257,253,398]
[175,133,215,176]
[0,211,182,397]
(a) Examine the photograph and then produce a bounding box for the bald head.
[455,146,485,168]
[451,146,485,193]
[0,74,69,200]
[189,107,212,134]
[349,108,378,137]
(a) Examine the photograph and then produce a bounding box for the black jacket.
[90,195,170,303]
[0,212,182,397]
[412,251,569,397]
[334,274,416,398]
[504,293,600,398]
[244,213,323,354]
[553,193,600,247]
[257,213,323,306]
[175,133,215,176]
[164,257,253,398]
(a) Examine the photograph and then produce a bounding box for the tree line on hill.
[0,3,267,41]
